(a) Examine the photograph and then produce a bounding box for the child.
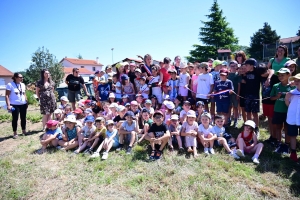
[118,111,139,154]
[143,99,155,117]
[285,73,300,161]
[90,117,108,158]
[270,68,295,154]
[58,96,69,111]
[58,115,81,150]
[166,68,179,102]
[74,115,96,154]
[212,69,233,127]
[196,62,214,113]
[138,109,153,143]
[148,65,163,104]
[174,96,183,115]
[213,115,239,159]
[210,60,222,121]
[63,105,72,119]
[121,74,135,102]
[54,109,63,122]
[150,95,159,110]
[236,120,264,164]
[121,94,129,106]
[196,101,205,124]
[136,94,144,106]
[168,114,184,152]
[148,111,171,160]
[101,102,112,120]
[284,60,297,76]
[179,100,191,124]
[108,93,117,104]
[139,76,149,100]
[198,112,216,154]
[134,68,142,93]
[97,78,110,103]
[99,120,119,160]
[179,63,190,101]
[191,64,201,100]
[90,101,101,118]
[180,110,198,157]
[112,74,122,102]
[37,120,62,154]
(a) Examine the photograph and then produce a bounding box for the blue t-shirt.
[98,83,110,101]
[213,80,233,103]
[210,71,220,83]
[46,127,63,139]
[166,78,179,100]
[106,129,119,144]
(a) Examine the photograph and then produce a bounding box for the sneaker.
[178,147,185,154]
[126,147,132,154]
[149,150,156,160]
[90,152,100,158]
[73,150,79,154]
[209,148,215,154]
[102,152,109,160]
[236,149,245,158]
[116,146,123,152]
[290,152,298,162]
[204,147,209,155]
[230,152,240,159]
[275,143,289,154]
[84,149,93,155]
[252,156,260,164]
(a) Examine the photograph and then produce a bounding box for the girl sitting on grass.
[236,120,264,164]
[58,115,81,151]
[37,120,62,154]
[198,112,216,155]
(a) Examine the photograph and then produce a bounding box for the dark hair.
[275,45,288,58]
[40,69,52,83]
[12,73,21,81]
[72,68,79,72]
[151,65,159,71]
[235,51,247,64]
[163,57,171,64]
[214,115,225,121]
[174,55,181,61]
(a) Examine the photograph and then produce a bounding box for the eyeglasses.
[155,116,162,119]
[171,119,178,122]
[75,71,79,73]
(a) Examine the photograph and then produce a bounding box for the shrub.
[26,90,37,105]
[27,114,42,123]
[0,113,12,122]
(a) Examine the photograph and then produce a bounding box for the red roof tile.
[0,65,14,77]
[63,67,93,75]
[217,49,231,53]
[60,58,103,66]
[279,36,300,44]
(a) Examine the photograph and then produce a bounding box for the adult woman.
[235,51,247,65]
[140,54,153,80]
[36,69,57,130]
[115,62,125,82]
[267,45,290,72]
[160,57,174,96]
[5,73,28,138]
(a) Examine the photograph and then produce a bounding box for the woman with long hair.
[5,73,28,138]
[235,51,247,65]
[36,69,57,130]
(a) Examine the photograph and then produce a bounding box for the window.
[92,67,96,71]
[81,66,84,68]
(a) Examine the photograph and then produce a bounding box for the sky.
[0,0,299,72]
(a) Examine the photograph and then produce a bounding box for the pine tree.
[248,22,280,60]
[187,0,238,62]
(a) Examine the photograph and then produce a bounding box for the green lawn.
[0,106,299,200]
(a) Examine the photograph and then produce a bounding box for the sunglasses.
[155,115,162,119]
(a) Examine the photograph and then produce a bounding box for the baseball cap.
[122,62,129,66]
[109,103,118,108]
[164,95,170,100]
[212,60,223,68]
[183,100,191,105]
[109,93,115,98]
[124,111,136,119]
[276,68,290,75]
[83,99,91,105]
[186,110,196,118]
[106,120,114,126]
[150,95,157,99]
[222,61,228,66]
[95,117,105,122]
[180,63,188,68]
[229,60,238,65]
[46,120,59,128]
[220,69,229,75]
[153,110,163,118]
[135,68,142,73]
[289,73,300,81]
[145,99,152,104]
[85,115,95,123]
[244,58,257,67]
[121,74,129,80]
[196,101,204,107]
[117,105,126,112]
[84,108,93,114]
[141,108,150,113]
[131,101,138,105]
[124,103,130,107]
[73,108,83,114]
[199,62,209,69]
[244,120,256,129]
[140,76,146,81]
[54,109,62,114]
[89,101,97,107]
[201,112,211,119]
[170,114,179,120]
[284,60,297,67]
[122,94,129,99]
[60,96,69,102]
[168,68,177,73]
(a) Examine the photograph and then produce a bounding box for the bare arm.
[285,92,291,106]
[5,90,11,110]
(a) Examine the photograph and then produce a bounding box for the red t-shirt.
[160,66,175,86]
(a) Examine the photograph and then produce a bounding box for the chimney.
[96,57,99,64]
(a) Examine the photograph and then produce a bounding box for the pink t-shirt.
[192,74,199,92]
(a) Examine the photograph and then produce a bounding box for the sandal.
[187,148,194,153]
[37,148,45,155]
[149,150,156,160]
[155,150,162,160]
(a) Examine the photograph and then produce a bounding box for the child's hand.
[276,92,282,99]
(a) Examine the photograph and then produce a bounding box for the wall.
[62,60,103,72]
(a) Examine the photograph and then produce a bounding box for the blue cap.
[121,74,129,80]
[124,111,136,119]
[84,115,95,123]
[244,58,257,67]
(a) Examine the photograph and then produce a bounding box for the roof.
[60,58,103,66]
[279,36,300,44]
[0,65,14,77]
[217,49,231,53]
[122,58,143,63]
[63,67,93,75]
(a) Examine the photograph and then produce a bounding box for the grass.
[0,106,300,199]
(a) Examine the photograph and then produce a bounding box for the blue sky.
[0,0,299,72]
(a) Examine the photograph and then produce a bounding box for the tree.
[187,0,238,62]
[16,71,32,85]
[77,54,83,59]
[26,47,64,88]
[248,22,280,60]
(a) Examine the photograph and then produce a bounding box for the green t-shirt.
[227,72,241,93]
[269,57,290,72]
[270,83,295,113]
[293,57,300,74]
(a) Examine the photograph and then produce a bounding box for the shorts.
[68,90,82,103]
[179,86,188,97]
[244,95,260,113]
[287,124,300,137]
[124,131,137,143]
[185,136,197,147]
[239,97,245,108]
[112,140,120,148]
[196,98,210,105]
[214,140,222,147]
[262,104,274,118]
[216,102,230,113]
[230,94,238,108]
[272,112,287,125]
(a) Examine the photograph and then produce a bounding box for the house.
[60,68,94,87]
[60,57,104,73]
[0,65,14,108]
[217,49,231,61]
[111,58,143,71]
[279,36,300,57]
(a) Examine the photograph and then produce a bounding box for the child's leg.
[102,138,109,149]
[168,136,173,148]
[237,138,246,151]
[175,135,183,148]
[90,138,99,150]
[206,133,214,148]
[95,140,105,153]
[50,138,59,147]
[251,143,264,157]
[105,140,114,152]
[119,134,124,145]
[193,146,197,156]
[76,141,87,153]
[158,136,170,151]
[148,133,156,151]
[218,138,232,153]
[129,132,136,147]
[64,141,79,150]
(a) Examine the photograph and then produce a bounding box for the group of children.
[38,56,300,163]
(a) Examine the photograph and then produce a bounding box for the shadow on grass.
[0,130,41,143]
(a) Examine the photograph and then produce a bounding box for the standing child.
[166,69,179,101]
[198,112,216,155]
[179,63,190,101]
[112,74,122,102]
[148,65,163,104]
[180,110,198,157]
[191,63,202,100]
[139,76,149,100]
[97,79,110,103]
[236,120,264,164]
[134,68,142,93]
[121,74,135,102]
[285,73,300,161]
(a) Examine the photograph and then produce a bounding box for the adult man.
[65,68,90,110]
[293,47,300,74]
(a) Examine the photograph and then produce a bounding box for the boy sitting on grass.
[38,120,62,154]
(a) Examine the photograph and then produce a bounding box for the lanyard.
[14,82,23,95]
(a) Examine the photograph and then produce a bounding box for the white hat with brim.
[244,120,256,129]
[164,101,175,109]
[60,96,69,102]
[186,110,196,118]
[290,73,300,81]
[170,114,179,120]
[64,115,77,124]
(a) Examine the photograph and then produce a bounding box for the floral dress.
[36,80,57,115]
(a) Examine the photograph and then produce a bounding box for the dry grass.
[0,106,300,200]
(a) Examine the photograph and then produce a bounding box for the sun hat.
[170,114,179,120]
[289,73,300,81]
[179,63,188,68]
[124,111,136,119]
[60,96,69,102]
[164,95,170,100]
[212,60,223,68]
[276,68,291,75]
[64,115,77,124]
[122,94,129,99]
[186,110,196,118]
[220,69,229,75]
[84,108,93,114]
[164,101,175,109]
[73,108,83,114]
[244,58,257,67]
[131,101,138,105]
[145,99,152,104]
[188,63,194,68]
[109,93,115,98]
[117,105,126,112]
[201,112,211,119]
[135,68,142,73]
[244,120,256,129]
[109,103,118,108]
[46,120,59,128]
[95,117,105,122]
[106,120,114,126]
[284,60,297,67]
[84,115,95,123]
[168,68,177,73]
[54,109,62,114]
[122,62,129,66]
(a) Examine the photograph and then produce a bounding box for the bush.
[26,90,37,105]
[0,113,12,122]
[27,114,42,123]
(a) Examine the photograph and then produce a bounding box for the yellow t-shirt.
[95,127,107,138]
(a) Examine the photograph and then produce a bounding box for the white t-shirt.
[81,125,96,138]
[140,84,149,99]
[196,73,214,99]
[286,89,300,126]
[6,82,27,105]
[180,110,189,118]
[121,121,137,132]
[182,121,198,132]
[198,124,214,137]
[179,73,190,87]
[115,81,122,99]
